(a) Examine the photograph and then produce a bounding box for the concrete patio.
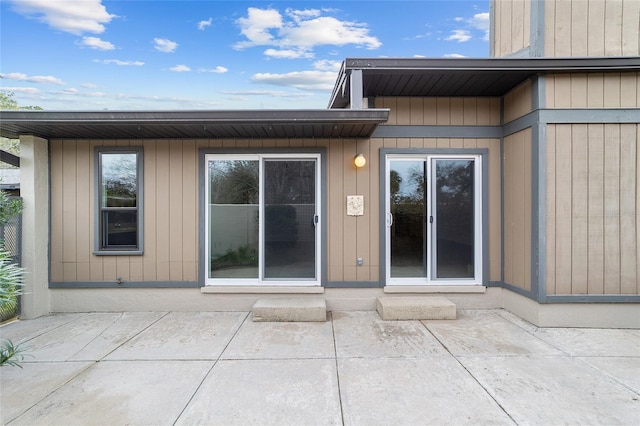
[1,309,639,425]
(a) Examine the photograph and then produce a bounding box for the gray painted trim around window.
[93,146,144,256]
[379,148,490,287]
[198,147,328,287]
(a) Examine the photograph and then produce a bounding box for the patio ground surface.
[1,309,639,425]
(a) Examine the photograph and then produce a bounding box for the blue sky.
[0,0,490,110]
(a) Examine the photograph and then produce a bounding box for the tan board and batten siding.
[544,0,640,57]
[493,0,640,58]
[492,0,531,58]
[546,123,639,295]
[546,73,640,108]
[504,129,532,292]
[50,97,503,285]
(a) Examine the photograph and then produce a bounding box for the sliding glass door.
[206,154,320,285]
[386,154,482,285]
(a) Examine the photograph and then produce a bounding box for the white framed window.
[385,154,483,285]
[204,153,321,286]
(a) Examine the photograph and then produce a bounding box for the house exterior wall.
[376,97,501,125]
[504,80,533,122]
[504,128,533,292]
[544,0,640,57]
[545,123,640,295]
[49,98,503,287]
[545,72,640,108]
[492,0,640,58]
[492,0,531,57]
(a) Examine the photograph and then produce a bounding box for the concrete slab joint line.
[376,296,457,320]
[252,297,327,322]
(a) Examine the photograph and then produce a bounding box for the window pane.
[264,160,316,279]
[390,160,427,278]
[102,211,138,248]
[101,153,138,207]
[435,159,474,278]
[209,160,259,278]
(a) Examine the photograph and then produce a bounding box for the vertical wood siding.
[51,116,502,285]
[504,80,533,123]
[493,0,531,57]
[546,73,640,108]
[375,97,501,126]
[504,129,533,291]
[546,124,639,295]
[545,0,640,57]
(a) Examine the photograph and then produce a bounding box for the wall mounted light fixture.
[354,153,366,168]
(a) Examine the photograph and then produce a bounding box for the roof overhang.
[0,109,390,140]
[329,57,640,108]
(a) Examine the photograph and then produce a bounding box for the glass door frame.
[382,150,485,286]
[204,152,322,287]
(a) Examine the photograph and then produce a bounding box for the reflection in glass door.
[264,160,316,279]
[386,155,481,285]
[206,154,319,285]
[433,159,475,278]
[389,160,427,278]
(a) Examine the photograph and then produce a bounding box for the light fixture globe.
[354,153,366,168]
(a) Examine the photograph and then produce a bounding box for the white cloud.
[198,17,212,30]
[199,66,228,74]
[154,38,178,53]
[251,70,337,91]
[0,72,65,85]
[80,36,115,50]
[94,59,144,66]
[264,48,313,59]
[469,12,490,41]
[235,7,283,48]
[81,82,98,88]
[312,59,342,72]
[446,29,471,43]
[169,64,191,72]
[444,53,466,58]
[221,89,312,99]
[234,7,381,57]
[0,86,42,95]
[9,0,116,35]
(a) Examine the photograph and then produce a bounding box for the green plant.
[212,245,258,270]
[0,186,25,366]
[0,249,24,321]
[0,339,30,368]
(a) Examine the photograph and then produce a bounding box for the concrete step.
[376,296,456,320]
[252,297,327,322]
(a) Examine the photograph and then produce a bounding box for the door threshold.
[202,286,324,294]
[384,285,486,294]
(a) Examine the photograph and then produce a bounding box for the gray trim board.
[350,69,363,109]
[544,294,640,303]
[372,125,502,139]
[530,0,545,57]
[0,150,19,167]
[0,109,390,140]
[503,112,538,137]
[539,109,640,124]
[49,281,200,289]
